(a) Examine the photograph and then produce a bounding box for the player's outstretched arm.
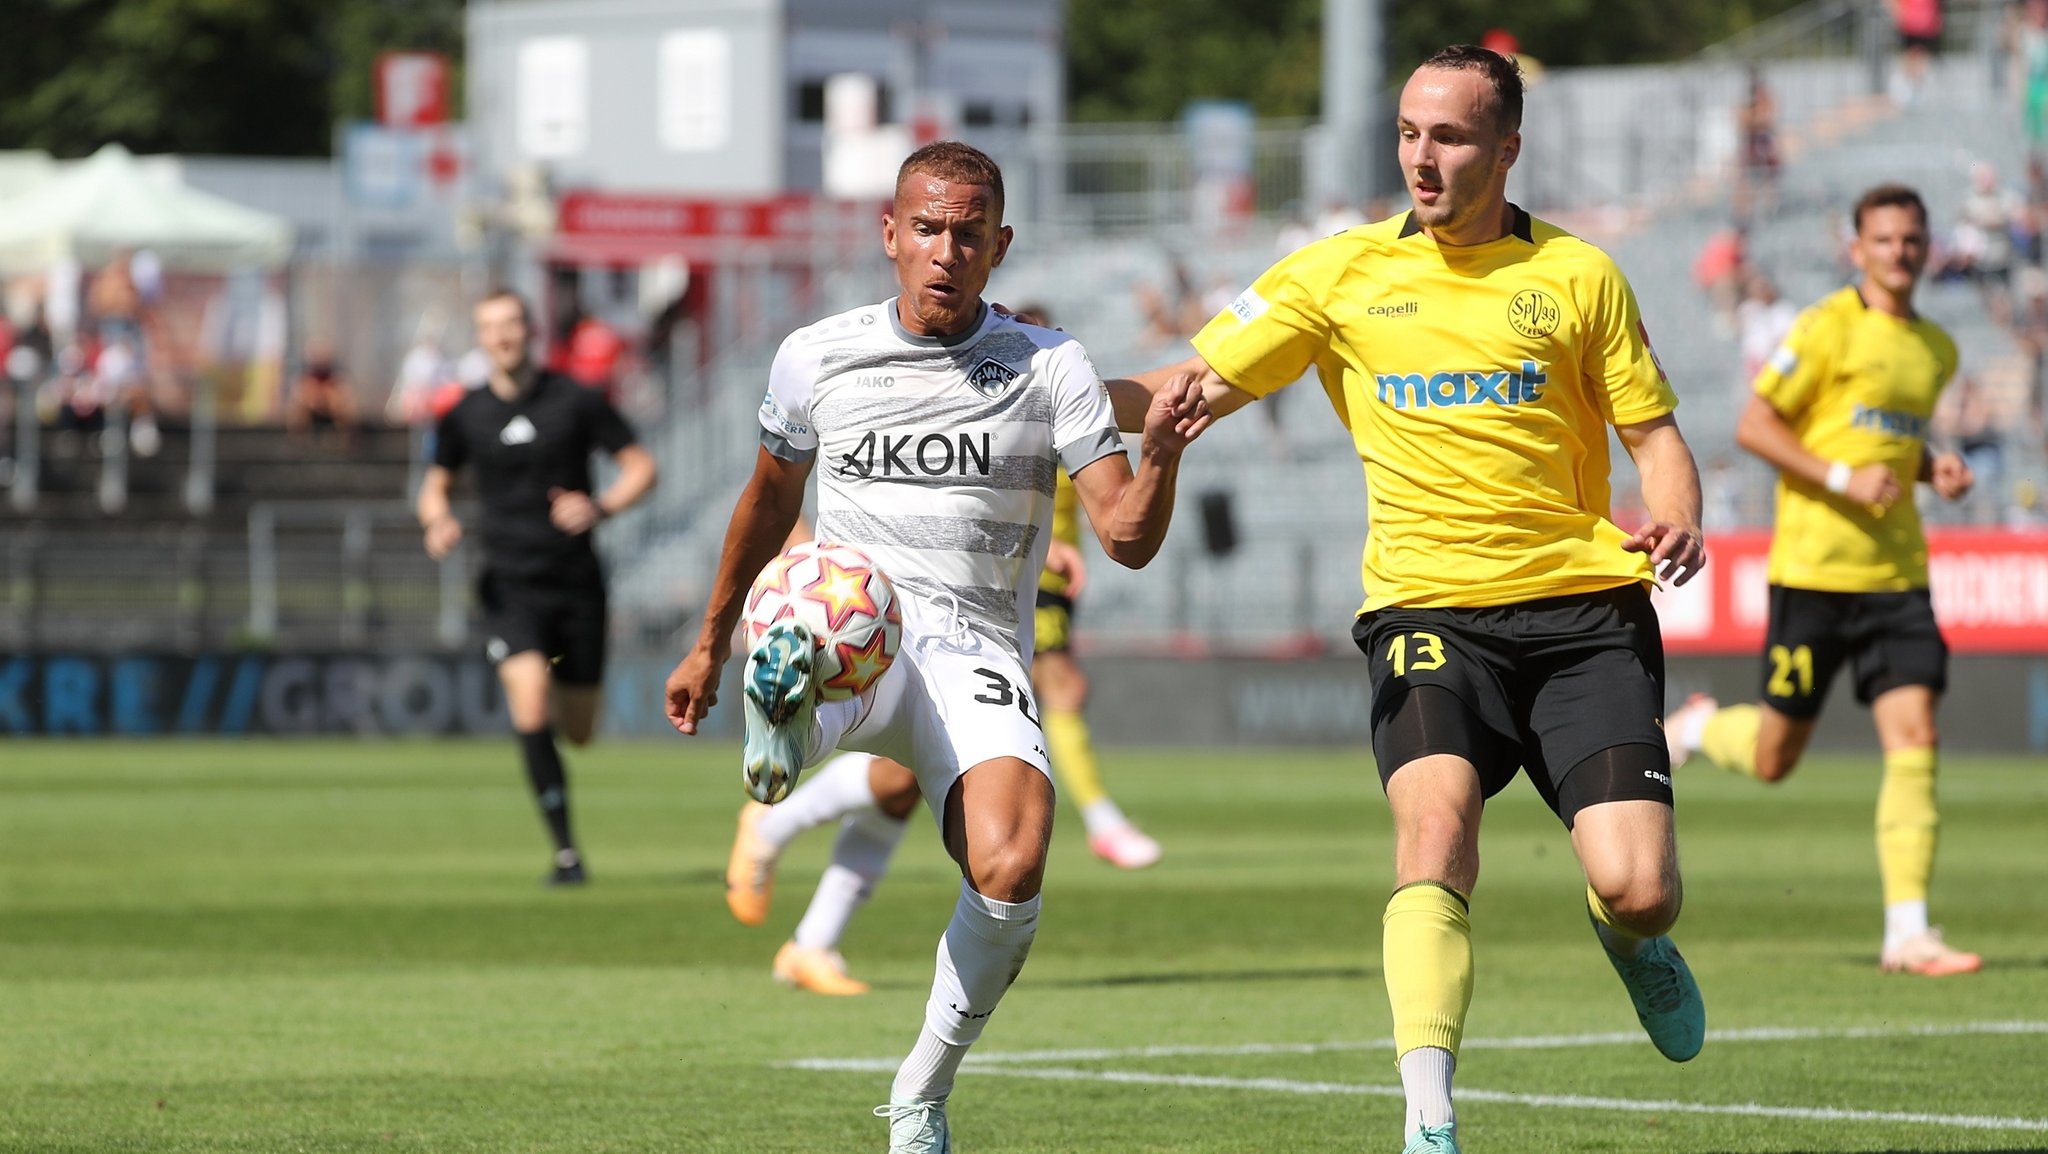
[416,465,463,560]
[665,447,813,735]
[1617,414,1708,587]
[1736,393,1902,510]
[1104,354,1257,434]
[1071,376,1213,569]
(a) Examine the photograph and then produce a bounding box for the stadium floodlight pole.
[1323,0,1385,205]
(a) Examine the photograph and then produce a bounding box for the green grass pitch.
[0,739,2042,1152]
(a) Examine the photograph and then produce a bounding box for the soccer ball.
[743,541,902,700]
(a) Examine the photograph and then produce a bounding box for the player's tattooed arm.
[1105,355,1256,434]
[666,447,813,735]
[1617,414,1708,587]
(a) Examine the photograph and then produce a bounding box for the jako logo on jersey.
[1852,404,1929,438]
[1375,361,1548,409]
[499,415,538,445]
[838,431,994,479]
[967,358,1019,397]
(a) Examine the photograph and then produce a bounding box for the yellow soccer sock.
[1044,709,1109,811]
[1383,882,1474,1060]
[1876,747,1939,907]
[1699,704,1764,779]
[1587,883,1648,958]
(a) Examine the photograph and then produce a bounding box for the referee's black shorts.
[478,569,609,687]
[1352,583,1671,827]
[1759,585,1946,720]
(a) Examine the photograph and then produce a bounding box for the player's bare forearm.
[1106,356,1254,433]
[415,466,453,529]
[1736,394,1832,489]
[1074,376,1212,568]
[597,444,659,516]
[692,447,811,659]
[1618,415,1707,585]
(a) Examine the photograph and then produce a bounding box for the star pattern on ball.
[821,626,894,696]
[803,554,880,633]
[755,550,803,598]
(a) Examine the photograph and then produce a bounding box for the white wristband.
[1825,461,1853,495]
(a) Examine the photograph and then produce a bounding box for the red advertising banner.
[375,52,449,128]
[1654,530,2048,654]
[556,192,818,242]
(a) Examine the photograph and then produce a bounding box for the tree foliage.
[0,0,462,158]
[1066,0,1811,122]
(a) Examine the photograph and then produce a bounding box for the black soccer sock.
[517,727,577,857]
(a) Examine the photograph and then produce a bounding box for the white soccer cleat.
[742,621,816,804]
[1664,692,1718,769]
[875,1097,950,1153]
[1088,822,1163,870]
[1881,928,1983,976]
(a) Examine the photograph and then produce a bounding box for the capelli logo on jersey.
[1375,361,1548,409]
[1366,302,1419,318]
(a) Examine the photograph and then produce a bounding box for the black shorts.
[1353,584,1671,825]
[478,570,609,687]
[1760,585,1947,720]
[1034,589,1075,654]
[1899,30,1940,53]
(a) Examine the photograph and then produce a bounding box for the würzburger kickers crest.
[966,357,1020,397]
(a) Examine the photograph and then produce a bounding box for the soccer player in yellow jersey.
[1109,45,1709,1154]
[1665,184,1979,977]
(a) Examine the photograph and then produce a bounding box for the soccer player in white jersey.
[664,141,1210,1153]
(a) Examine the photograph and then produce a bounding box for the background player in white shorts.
[663,141,1210,1153]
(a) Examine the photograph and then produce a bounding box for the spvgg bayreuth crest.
[967,357,1020,398]
[1508,288,1561,339]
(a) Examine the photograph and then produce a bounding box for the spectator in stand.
[1693,223,1750,336]
[564,309,626,403]
[2021,0,2048,146]
[389,318,453,428]
[286,351,360,447]
[93,338,159,458]
[1737,270,1799,394]
[87,250,144,349]
[1892,0,1944,105]
[1956,163,2021,327]
[1734,70,1781,224]
[1936,373,2003,520]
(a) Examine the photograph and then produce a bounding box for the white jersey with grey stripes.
[759,300,1125,662]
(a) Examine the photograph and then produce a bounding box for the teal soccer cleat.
[875,1097,950,1153]
[1401,1122,1460,1153]
[1601,932,1706,1062]
[741,621,816,804]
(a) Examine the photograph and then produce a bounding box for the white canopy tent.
[0,143,292,272]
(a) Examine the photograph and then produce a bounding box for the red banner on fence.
[1654,530,2048,654]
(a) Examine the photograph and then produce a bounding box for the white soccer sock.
[892,880,1041,1102]
[792,808,910,951]
[1399,1046,1456,1135]
[757,751,877,849]
[1884,899,1930,953]
[1080,797,1129,837]
[891,1027,969,1105]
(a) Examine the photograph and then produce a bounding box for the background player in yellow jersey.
[1109,45,1708,1154]
[1665,184,1979,977]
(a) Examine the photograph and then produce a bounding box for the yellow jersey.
[1191,208,1678,612]
[1038,468,1081,596]
[1753,286,1957,592]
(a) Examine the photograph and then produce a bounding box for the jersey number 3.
[1386,631,1448,678]
[1767,644,1815,698]
[973,667,1041,726]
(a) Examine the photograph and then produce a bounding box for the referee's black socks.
[517,726,578,861]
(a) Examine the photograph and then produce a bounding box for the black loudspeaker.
[1199,489,1238,557]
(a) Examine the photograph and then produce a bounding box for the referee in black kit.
[416,290,658,884]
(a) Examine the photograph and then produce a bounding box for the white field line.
[785,1019,2048,1070]
[935,1066,2048,1133]
[782,1020,2048,1133]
